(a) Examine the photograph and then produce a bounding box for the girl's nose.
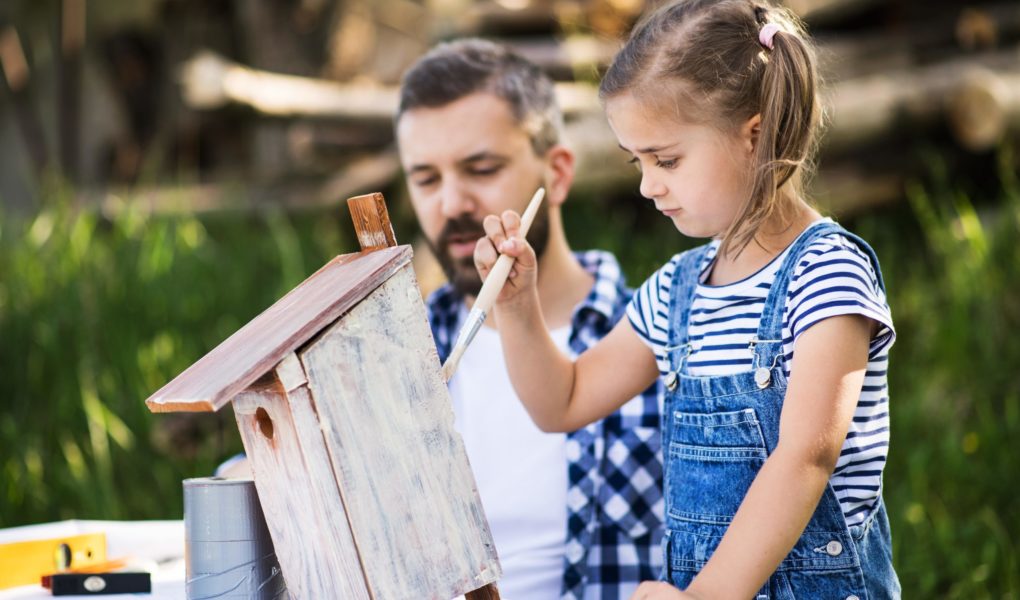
[639,170,667,200]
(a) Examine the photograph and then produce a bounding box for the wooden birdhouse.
[146,193,501,600]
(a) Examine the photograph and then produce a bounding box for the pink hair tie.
[759,23,781,50]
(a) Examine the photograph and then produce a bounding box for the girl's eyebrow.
[618,142,680,154]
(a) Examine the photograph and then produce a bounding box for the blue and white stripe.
[627,227,894,526]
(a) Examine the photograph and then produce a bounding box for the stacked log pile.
[2,0,1018,215]
[163,0,1020,216]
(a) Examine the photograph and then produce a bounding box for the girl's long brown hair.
[600,0,822,258]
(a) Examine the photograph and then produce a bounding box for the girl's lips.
[659,208,681,217]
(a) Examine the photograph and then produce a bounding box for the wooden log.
[233,377,372,599]
[816,3,1020,81]
[179,50,397,121]
[825,52,1020,154]
[324,0,430,84]
[947,67,1020,152]
[178,50,602,122]
[86,150,401,217]
[299,264,501,598]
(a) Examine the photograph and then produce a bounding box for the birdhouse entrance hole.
[255,407,274,440]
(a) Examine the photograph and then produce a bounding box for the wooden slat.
[233,382,372,600]
[145,246,411,412]
[275,353,307,392]
[301,264,501,599]
[348,192,397,251]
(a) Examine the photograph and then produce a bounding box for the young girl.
[473,1,901,598]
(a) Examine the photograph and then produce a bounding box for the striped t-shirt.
[627,222,895,526]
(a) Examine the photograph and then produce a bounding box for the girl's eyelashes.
[626,156,679,170]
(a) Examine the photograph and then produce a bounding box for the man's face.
[396,92,550,297]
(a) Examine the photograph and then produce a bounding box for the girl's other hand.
[474,209,539,308]
[629,582,704,600]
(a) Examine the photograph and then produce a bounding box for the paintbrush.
[441,187,546,382]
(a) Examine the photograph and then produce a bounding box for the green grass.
[850,148,1020,598]
[1,152,1018,596]
[0,181,356,525]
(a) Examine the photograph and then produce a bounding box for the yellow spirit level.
[0,533,106,589]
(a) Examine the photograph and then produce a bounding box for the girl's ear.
[544,144,576,207]
[743,113,762,155]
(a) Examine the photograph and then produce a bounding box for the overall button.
[846,595,860,600]
[826,540,843,556]
[664,371,678,392]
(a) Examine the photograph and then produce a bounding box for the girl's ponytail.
[730,5,821,257]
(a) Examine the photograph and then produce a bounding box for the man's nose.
[439,180,476,218]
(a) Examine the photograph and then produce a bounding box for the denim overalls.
[661,222,901,599]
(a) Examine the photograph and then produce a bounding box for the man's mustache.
[437,216,486,252]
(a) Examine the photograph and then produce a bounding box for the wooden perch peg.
[347,192,397,251]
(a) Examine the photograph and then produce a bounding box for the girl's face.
[605,92,756,240]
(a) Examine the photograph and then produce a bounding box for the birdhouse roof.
[145,246,411,413]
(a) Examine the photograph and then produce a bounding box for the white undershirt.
[448,318,571,600]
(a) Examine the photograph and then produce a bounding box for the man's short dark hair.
[396,38,562,155]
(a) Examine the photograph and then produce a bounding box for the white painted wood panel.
[234,383,371,600]
[301,264,500,600]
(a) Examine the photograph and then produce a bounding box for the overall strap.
[663,243,711,429]
[836,229,888,294]
[667,244,713,352]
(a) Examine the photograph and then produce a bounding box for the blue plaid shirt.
[428,250,665,600]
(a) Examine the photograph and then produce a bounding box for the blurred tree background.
[1,0,1019,597]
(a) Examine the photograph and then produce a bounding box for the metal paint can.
[184,477,287,599]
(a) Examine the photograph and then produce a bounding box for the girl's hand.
[629,582,705,600]
[474,209,539,308]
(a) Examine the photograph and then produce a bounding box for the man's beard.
[426,205,551,298]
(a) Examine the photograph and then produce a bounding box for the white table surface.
[0,520,185,599]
